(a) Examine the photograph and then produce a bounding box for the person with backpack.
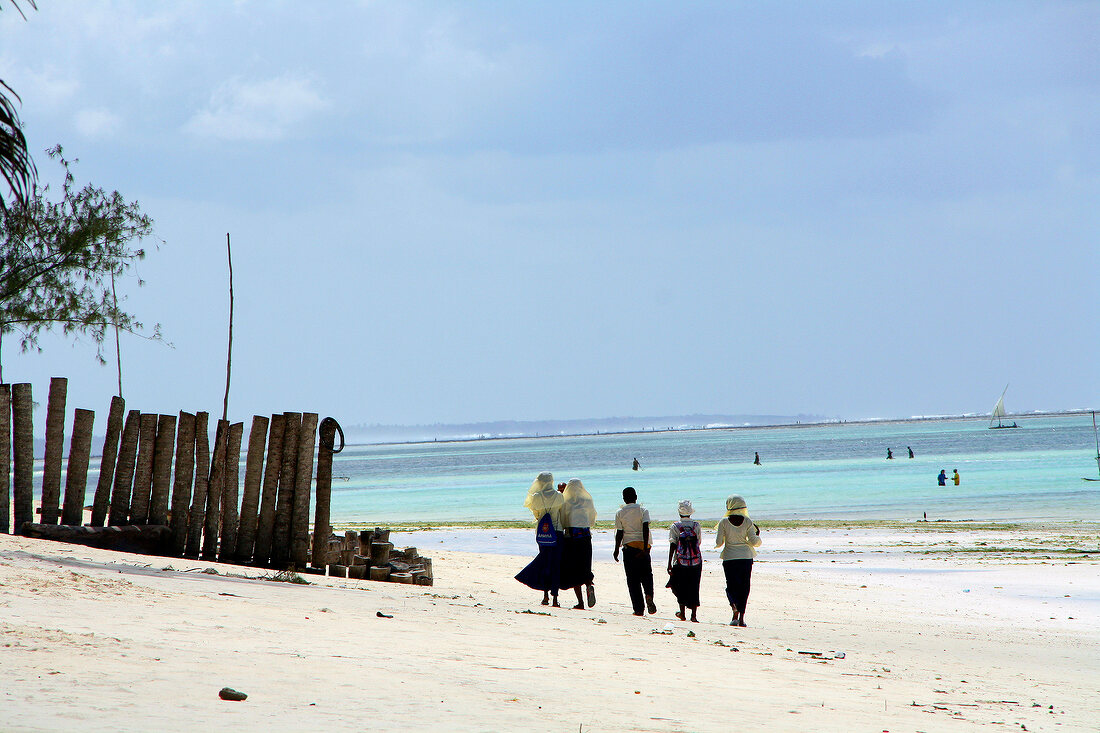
[666,499,703,622]
[715,494,762,627]
[514,471,565,607]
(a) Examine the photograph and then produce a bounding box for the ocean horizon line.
[343,408,1095,447]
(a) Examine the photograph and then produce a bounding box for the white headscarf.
[562,478,597,528]
[725,494,750,517]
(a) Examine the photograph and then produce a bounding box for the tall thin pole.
[222,233,233,422]
[112,268,123,397]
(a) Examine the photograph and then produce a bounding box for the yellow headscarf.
[725,494,750,517]
[562,478,597,528]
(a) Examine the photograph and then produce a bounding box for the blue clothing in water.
[937,470,947,486]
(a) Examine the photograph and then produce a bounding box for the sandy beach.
[2,523,1098,732]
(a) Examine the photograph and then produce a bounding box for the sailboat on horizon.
[989,384,1019,429]
[1085,411,1100,482]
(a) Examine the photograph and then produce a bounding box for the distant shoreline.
[346,409,1093,448]
[333,517,1100,533]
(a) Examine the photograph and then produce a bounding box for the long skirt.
[559,528,594,590]
[722,558,754,611]
[666,563,702,608]
[515,534,563,593]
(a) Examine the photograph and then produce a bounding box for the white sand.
[2,524,1098,732]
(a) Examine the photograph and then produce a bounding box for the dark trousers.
[723,558,754,612]
[622,545,654,615]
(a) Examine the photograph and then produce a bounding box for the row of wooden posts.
[0,377,340,570]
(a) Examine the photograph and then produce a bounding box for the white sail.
[990,385,1009,428]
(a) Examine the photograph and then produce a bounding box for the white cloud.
[183,74,328,142]
[22,66,80,108]
[74,107,122,138]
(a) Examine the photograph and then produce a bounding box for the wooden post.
[202,419,229,561]
[252,413,284,566]
[61,408,95,525]
[290,413,318,568]
[11,383,34,532]
[0,384,10,534]
[271,412,300,568]
[311,417,338,570]
[90,395,125,526]
[169,411,196,556]
[370,541,392,565]
[218,421,244,563]
[129,413,158,524]
[234,415,269,564]
[41,377,68,524]
[148,414,176,526]
[108,410,140,526]
[185,412,210,557]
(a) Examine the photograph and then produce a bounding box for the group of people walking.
[515,473,762,626]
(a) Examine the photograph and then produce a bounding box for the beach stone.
[352,554,370,566]
[328,564,347,578]
[390,572,415,584]
[347,565,366,579]
[388,560,410,574]
[415,575,434,586]
[219,687,247,701]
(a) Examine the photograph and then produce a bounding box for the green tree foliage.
[1,1,37,211]
[0,145,159,364]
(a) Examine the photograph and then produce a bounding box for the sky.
[1,1,1097,429]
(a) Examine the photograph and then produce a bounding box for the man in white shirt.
[613,486,657,617]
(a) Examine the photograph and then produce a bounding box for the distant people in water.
[515,472,565,607]
[666,500,703,623]
[938,469,948,486]
[715,494,761,627]
[953,469,960,486]
[753,452,761,466]
[632,457,640,471]
[886,448,894,460]
[908,446,914,459]
[614,486,657,617]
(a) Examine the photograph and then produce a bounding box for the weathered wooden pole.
[108,409,141,526]
[169,411,196,556]
[185,412,210,557]
[217,421,244,563]
[129,413,158,524]
[311,417,341,570]
[271,411,301,567]
[90,395,125,526]
[40,376,68,524]
[290,413,318,568]
[0,384,10,534]
[234,415,269,565]
[201,419,229,561]
[11,383,34,532]
[252,413,284,566]
[61,408,95,525]
[148,414,176,525]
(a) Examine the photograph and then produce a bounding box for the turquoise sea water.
[324,415,1100,523]
[21,414,1099,526]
